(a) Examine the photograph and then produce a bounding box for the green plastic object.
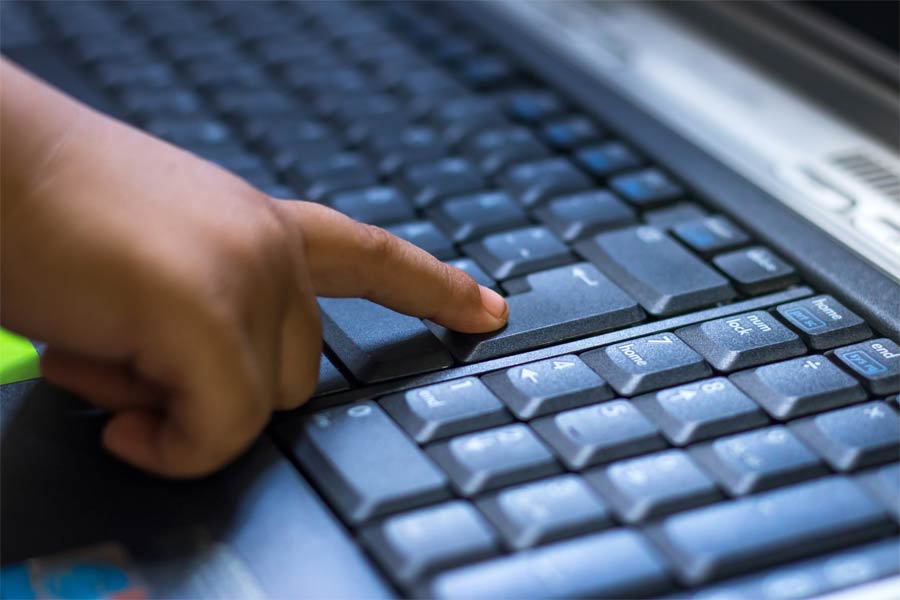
[0,328,41,384]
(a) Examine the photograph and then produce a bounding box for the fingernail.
[479,286,508,322]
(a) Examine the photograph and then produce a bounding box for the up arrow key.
[520,368,540,383]
[675,388,698,401]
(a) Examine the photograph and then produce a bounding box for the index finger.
[276,201,508,334]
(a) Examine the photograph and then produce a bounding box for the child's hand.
[1,60,508,477]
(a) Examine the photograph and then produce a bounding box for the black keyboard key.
[690,426,826,495]
[292,152,377,201]
[858,463,900,520]
[463,226,572,280]
[431,529,671,599]
[360,501,498,586]
[387,221,457,260]
[833,338,900,395]
[533,400,665,470]
[582,333,712,396]
[431,263,644,362]
[775,295,872,350]
[269,140,347,175]
[286,402,449,524]
[647,476,893,585]
[446,258,498,291]
[502,89,565,123]
[534,190,637,242]
[138,8,212,37]
[72,35,146,64]
[610,168,683,207]
[432,97,506,143]
[634,377,768,445]
[500,157,592,207]
[427,424,560,496]
[713,247,799,294]
[476,474,612,550]
[213,89,295,119]
[146,117,231,147]
[644,202,708,229]
[586,449,721,523]
[541,115,604,150]
[370,54,433,86]
[184,60,267,89]
[318,298,453,383]
[431,34,480,63]
[482,355,613,419]
[324,93,400,124]
[231,17,299,43]
[247,118,335,150]
[158,35,235,62]
[458,54,516,89]
[381,378,511,444]
[577,225,735,316]
[329,187,414,226]
[284,66,369,95]
[575,141,643,178]
[672,216,751,256]
[395,68,467,99]
[119,88,202,120]
[316,354,350,395]
[464,126,549,175]
[345,114,422,147]
[677,310,806,372]
[429,191,529,243]
[792,401,899,471]
[690,538,900,600]
[367,126,449,174]
[95,60,175,89]
[401,158,487,208]
[731,354,866,419]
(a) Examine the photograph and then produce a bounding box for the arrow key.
[482,355,614,419]
[633,377,768,445]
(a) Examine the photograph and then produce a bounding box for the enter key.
[430,263,645,362]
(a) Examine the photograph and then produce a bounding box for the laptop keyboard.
[5,0,898,597]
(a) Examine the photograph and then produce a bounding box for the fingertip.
[479,286,509,325]
[102,409,162,469]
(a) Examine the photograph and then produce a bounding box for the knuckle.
[355,224,404,299]
[280,372,317,410]
[170,407,266,478]
[445,264,481,304]
[360,223,399,260]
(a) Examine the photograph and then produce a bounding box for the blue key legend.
[842,350,888,375]
[784,307,827,331]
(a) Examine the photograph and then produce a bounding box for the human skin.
[0,58,508,478]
